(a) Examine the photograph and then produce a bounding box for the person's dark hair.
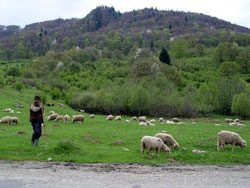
[34,95,40,100]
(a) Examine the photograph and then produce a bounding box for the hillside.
[0,6,250,59]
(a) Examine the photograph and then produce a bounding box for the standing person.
[30,95,44,146]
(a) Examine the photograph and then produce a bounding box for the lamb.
[225,118,233,123]
[11,117,19,124]
[172,117,180,122]
[49,111,56,115]
[47,113,58,121]
[131,116,137,121]
[158,117,165,123]
[9,110,14,114]
[154,133,179,149]
[89,114,95,119]
[217,130,247,152]
[106,115,114,121]
[139,121,148,126]
[55,115,64,122]
[115,116,122,121]
[138,116,147,122]
[3,108,12,112]
[0,116,12,125]
[141,136,171,159]
[166,120,175,125]
[64,114,70,123]
[72,115,84,124]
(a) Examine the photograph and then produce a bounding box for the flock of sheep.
[0,105,248,159]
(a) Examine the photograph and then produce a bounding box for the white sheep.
[0,116,12,125]
[47,113,58,121]
[89,114,95,119]
[139,121,148,126]
[72,115,84,124]
[217,130,247,152]
[49,111,56,115]
[9,110,14,114]
[138,116,147,122]
[55,115,64,122]
[172,117,180,122]
[80,109,85,113]
[166,120,175,125]
[16,111,21,115]
[3,108,12,112]
[115,116,122,121]
[225,118,233,123]
[150,119,156,122]
[177,122,184,125]
[126,120,130,123]
[131,116,137,121]
[158,117,165,123]
[11,117,19,124]
[154,133,179,149]
[141,136,171,159]
[64,114,70,123]
[233,119,240,123]
[106,115,114,121]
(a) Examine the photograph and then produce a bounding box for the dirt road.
[0,160,250,188]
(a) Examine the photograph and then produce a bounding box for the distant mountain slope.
[0,6,250,59]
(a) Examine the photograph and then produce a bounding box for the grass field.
[0,87,250,165]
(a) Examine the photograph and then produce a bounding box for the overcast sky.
[1,0,250,29]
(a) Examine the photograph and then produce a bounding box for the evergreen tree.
[159,48,171,64]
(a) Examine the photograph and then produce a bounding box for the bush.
[14,81,24,91]
[50,88,61,100]
[53,140,80,154]
[231,93,250,119]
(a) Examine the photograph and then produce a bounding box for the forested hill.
[0,6,250,60]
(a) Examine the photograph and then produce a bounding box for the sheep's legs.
[141,144,144,158]
[156,148,160,157]
[217,142,220,151]
[232,143,235,152]
[147,147,152,159]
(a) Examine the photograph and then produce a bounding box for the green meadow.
[0,87,250,165]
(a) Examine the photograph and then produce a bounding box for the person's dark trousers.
[31,121,42,146]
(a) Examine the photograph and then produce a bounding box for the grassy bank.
[0,87,250,164]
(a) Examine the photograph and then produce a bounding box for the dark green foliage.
[50,88,61,100]
[218,62,240,78]
[214,42,239,63]
[231,93,250,119]
[14,81,23,91]
[159,48,171,64]
[6,66,21,77]
[53,141,80,154]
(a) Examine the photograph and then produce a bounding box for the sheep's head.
[241,140,247,148]
[163,145,171,154]
[173,143,179,149]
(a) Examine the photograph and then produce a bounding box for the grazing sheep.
[47,113,58,121]
[16,111,21,115]
[229,122,238,126]
[139,116,147,122]
[9,110,15,114]
[225,118,233,123]
[126,120,130,123]
[150,119,156,122]
[139,121,148,126]
[49,111,56,115]
[80,109,85,113]
[0,116,12,125]
[11,117,19,124]
[154,133,179,149]
[131,116,137,121]
[141,136,171,159]
[233,119,240,123]
[72,115,84,124]
[64,114,70,123]
[172,117,180,122]
[55,115,64,122]
[166,120,175,125]
[149,123,155,126]
[89,114,95,119]
[177,122,184,125]
[106,115,114,121]
[158,117,165,123]
[3,108,12,112]
[217,130,247,152]
[115,116,122,121]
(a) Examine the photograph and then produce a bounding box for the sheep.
[172,117,180,122]
[0,116,12,125]
[59,103,64,108]
[72,115,84,124]
[9,110,14,114]
[150,119,156,122]
[106,115,114,121]
[47,113,58,121]
[55,115,64,122]
[158,117,165,123]
[233,119,240,123]
[16,111,21,115]
[139,121,148,126]
[89,114,95,119]
[225,118,233,123]
[64,114,70,123]
[217,130,247,152]
[115,116,122,121]
[49,111,56,115]
[126,120,130,123]
[3,108,12,112]
[149,123,155,126]
[177,122,184,125]
[141,136,171,159]
[154,133,179,149]
[166,120,175,125]
[80,109,85,113]
[131,116,137,121]
[229,122,238,126]
[11,117,19,125]
[138,116,147,122]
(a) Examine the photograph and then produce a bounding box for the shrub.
[53,140,80,154]
[231,93,250,119]
[50,88,61,100]
[14,81,24,91]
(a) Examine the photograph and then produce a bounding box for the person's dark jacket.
[30,103,44,123]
